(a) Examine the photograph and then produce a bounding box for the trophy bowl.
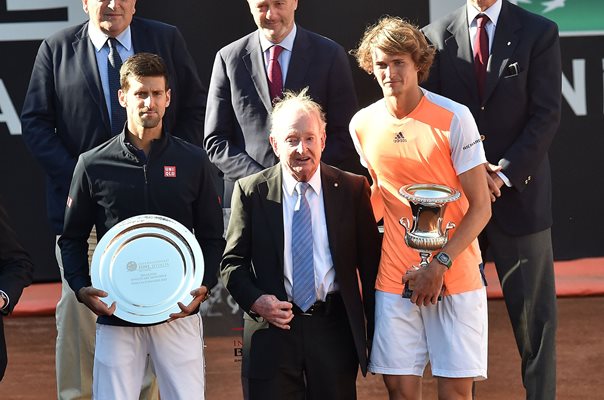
[91,214,204,324]
[398,184,460,299]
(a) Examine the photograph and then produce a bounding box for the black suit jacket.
[0,202,34,380]
[221,163,380,378]
[21,17,207,234]
[422,1,561,235]
[204,26,361,206]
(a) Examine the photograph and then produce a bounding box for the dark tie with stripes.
[107,38,126,135]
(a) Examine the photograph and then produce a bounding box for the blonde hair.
[352,16,435,83]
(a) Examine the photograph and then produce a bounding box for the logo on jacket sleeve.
[164,166,176,178]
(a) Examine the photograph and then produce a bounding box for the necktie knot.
[269,45,283,61]
[476,14,489,29]
[295,181,309,196]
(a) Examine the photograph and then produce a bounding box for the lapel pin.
[334,182,339,187]
[507,41,511,46]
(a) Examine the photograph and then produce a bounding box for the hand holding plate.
[77,286,116,316]
[168,285,209,321]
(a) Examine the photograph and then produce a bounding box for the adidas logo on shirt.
[393,131,407,143]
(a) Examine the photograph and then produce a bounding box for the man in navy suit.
[0,200,33,382]
[204,0,361,211]
[20,1,206,398]
[422,1,561,398]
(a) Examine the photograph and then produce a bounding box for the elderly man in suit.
[221,89,380,400]
[422,1,561,398]
[0,200,34,381]
[20,1,206,398]
[204,0,361,212]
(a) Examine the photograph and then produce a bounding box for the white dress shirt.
[88,24,135,124]
[258,24,297,86]
[467,0,501,55]
[281,165,337,302]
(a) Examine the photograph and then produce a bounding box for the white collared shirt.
[258,24,297,86]
[467,0,502,55]
[88,24,134,124]
[281,164,336,302]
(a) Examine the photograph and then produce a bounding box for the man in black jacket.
[0,200,34,381]
[21,1,207,397]
[59,53,224,399]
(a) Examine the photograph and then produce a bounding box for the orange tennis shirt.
[349,89,487,296]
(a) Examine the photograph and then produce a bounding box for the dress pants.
[55,231,158,400]
[481,221,557,400]
[247,294,359,400]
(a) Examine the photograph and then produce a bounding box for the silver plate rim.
[91,214,204,324]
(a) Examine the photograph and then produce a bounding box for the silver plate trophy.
[398,184,460,299]
[91,214,204,324]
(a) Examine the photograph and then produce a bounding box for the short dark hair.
[352,16,435,83]
[119,53,169,90]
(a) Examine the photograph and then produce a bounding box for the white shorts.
[93,314,206,399]
[369,288,488,380]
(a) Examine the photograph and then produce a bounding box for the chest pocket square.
[504,62,520,78]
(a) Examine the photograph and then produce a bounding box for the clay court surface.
[0,296,602,399]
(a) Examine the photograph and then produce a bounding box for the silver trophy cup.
[398,183,460,299]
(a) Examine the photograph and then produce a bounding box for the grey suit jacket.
[422,1,561,235]
[204,26,360,206]
[221,163,380,377]
[21,17,207,233]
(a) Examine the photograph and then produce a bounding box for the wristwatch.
[434,252,452,269]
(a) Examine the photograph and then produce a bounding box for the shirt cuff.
[0,290,9,312]
[496,171,512,187]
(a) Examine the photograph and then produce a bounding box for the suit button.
[480,135,485,141]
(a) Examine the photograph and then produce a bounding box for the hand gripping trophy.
[398,183,460,299]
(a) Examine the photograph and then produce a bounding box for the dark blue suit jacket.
[21,17,206,234]
[422,1,561,235]
[0,201,33,380]
[203,26,360,207]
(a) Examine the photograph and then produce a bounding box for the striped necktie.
[107,38,126,135]
[291,181,316,312]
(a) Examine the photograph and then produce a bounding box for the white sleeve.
[349,113,369,169]
[449,105,487,175]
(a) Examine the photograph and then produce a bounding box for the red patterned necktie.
[268,45,284,101]
[473,14,490,100]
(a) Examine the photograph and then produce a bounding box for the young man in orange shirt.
[350,17,491,400]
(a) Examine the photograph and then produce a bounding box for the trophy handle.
[444,221,456,237]
[399,217,410,233]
